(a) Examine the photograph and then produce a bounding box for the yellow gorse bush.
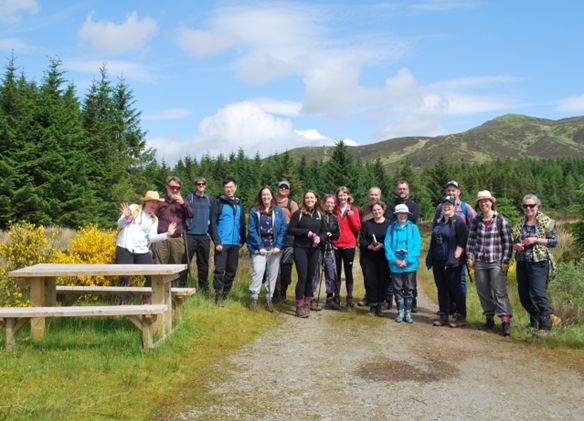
[53,224,117,286]
[0,221,58,307]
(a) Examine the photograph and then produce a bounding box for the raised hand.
[120,202,131,217]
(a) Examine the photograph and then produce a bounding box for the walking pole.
[183,232,192,287]
[316,261,324,308]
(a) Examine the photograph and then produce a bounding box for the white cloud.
[147,101,336,162]
[143,108,191,121]
[78,11,157,56]
[0,37,35,53]
[556,94,584,113]
[178,28,236,57]
[65,59,161,83]
[0,0,38,24]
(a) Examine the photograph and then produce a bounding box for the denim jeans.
[517,260,552,329]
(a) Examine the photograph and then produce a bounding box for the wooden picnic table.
[7,263,186,342]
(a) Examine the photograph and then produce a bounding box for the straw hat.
[141,191,165,202]
[474,190,496,207]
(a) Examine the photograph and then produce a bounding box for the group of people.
[115,175,558,336]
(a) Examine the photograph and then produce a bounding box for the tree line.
[1,58,583,230]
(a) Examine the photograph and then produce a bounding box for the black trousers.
[213,245,240,294]
[115,246,154,286]
[335,247,356,299]
[186,234,211,291]
[294,247,320,300]
[361,250,389,304]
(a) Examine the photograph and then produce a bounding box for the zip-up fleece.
[332,205,361,248]
[246,206,287,254]
[210,195,246,246]
[384,220,422,273]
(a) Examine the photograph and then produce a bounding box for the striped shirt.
[466,213,513,264]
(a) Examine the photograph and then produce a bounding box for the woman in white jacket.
[116,191,176,303]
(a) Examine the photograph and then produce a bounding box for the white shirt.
[116,204,168,254]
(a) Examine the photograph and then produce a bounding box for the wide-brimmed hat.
[441,196,455,206]
[393,203,412,215]
[475,190,496,207]
[141,191,165,202]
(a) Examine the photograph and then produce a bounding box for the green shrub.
[550,260,584,325]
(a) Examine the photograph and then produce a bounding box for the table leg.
[29,277,45,341]
[45,277,57,306]
[151,275,173,338]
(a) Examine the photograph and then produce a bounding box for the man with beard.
[153,176,193,287]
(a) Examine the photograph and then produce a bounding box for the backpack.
[298,209,321,222]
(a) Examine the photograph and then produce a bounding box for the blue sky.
[2,0,583,163]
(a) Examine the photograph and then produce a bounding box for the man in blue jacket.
[209,177,246,306]
[185,176,212,296]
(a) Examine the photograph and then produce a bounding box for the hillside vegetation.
[283,114,584,170]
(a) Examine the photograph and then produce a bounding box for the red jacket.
[332,205,362,248]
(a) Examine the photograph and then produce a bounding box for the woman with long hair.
[332,186,362,307]
[288,190,327,318]
[116,191,176,304]
[512,193,558,335]
[246,186,287,312]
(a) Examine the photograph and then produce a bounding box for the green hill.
[284,114,584,170]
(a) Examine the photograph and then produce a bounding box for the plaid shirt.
[466,213,512,264]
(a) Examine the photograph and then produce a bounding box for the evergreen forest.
[1,58,584,229]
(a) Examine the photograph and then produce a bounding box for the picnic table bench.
[5,263,186,349]
[0,304,167,350]
[56,286,196,321]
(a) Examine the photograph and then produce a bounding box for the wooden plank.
[29,276,45,341]
[0,305,168,318]
[55,286,196,296]
[8,264,186,278]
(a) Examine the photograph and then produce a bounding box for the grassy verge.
[0,261,278,420]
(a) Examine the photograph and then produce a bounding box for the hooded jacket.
[246,206,287,254]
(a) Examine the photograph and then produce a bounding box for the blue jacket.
[209,195,246,246]
[384,220,421,273]
[246,206,287,254]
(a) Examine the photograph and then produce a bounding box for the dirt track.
[171,288,584,420]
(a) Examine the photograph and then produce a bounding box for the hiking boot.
[265,300,274,313]
[215,293,224,307]
[357,298,368,307]
[346,297,354,308]
[535,329,551,337]
[480,317,495,330]
[529,315,539,329]
[502,322,511,336]
[367,305,377,316]
[404,298,414,323]
[296,302,309,318]
[411,297,417,313]
[449,315,468,328]
[310,300,322,311]
[249,298,258,312]
[325,297,340,310]
[375,304,384,317]
[433,315,449,326]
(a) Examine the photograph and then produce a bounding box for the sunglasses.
[278,186,290,190]
[522,204,537,209]
[168,185,181,190]
[195,182,206,186]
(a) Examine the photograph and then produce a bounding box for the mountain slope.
[283,114,584,170]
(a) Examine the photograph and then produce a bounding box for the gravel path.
[172,287,584,420]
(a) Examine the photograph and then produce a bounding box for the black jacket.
[288,209,327,249]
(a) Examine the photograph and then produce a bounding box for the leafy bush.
[0,222,58,306]
[53,224,117,286]
[549,260,584,325]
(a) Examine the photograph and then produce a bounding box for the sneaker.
[449,316,468,328]
[357,298,368,307]
[265,300,273,313]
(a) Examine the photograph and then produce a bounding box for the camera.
[396,249,408,256]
